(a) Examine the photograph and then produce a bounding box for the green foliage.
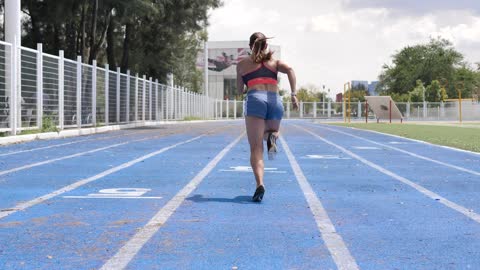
[42,116,59,133]
[452,65,480,99]
[389,93,410,102]
[345,90,367,102]
[19,0,221,92]
[377,38,463,95]
[408,80,425,102]
[425,80,442,102]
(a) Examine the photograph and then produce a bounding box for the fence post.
[149,77,153,121]
[406,102,410,119]
[440,101,445,118]
[165,86,169,121]
[287,102,290,119]
[365,101,369,123]
[358,101,361,119]
[234,100,237,120]
[226,99,229,119]
[116,67,120,123]
[300,102,303,118]
[327,100,331,118]
[155,79,159,121]
[58,50,64,130]
[134,73,138,122]
[10,38,18,135]
[126,70,130,123]
[220,99,223,119]
[423,101,427,119]
[36,43,43,129]
[313,102,317,118]
[76,56,82,128]
[142,75,146,122]
[160,84,164,120]
[104,64,109,125]
[92,60,97,126]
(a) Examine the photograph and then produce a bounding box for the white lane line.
[295,125,480,224]
[0,134,207,220]
[99,132,245,270]
[319,125,480,177]
[279,136,360,270]
[62,196,163,199]
[0,130,152,157]
[0,132,176,177]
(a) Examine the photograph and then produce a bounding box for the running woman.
[236,32,297,202]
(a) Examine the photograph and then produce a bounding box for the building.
[197,41,281,100]
[351,80,369,91]
[336,93,343,102]
[350,80,380,96]
[368,81,379,95]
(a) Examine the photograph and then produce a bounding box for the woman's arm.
[236,65,246,95]
[277,60,298,109]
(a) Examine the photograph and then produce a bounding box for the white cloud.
[208,0,480,96]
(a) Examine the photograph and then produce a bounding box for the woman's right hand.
[291,95,299,110]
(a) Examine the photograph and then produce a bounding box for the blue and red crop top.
[241,62,278,88]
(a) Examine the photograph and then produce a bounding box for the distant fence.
[213,100,480,122]
[0,40,219,135]
[1,39,478,136]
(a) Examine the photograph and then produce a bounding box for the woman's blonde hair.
[249,32,274,63]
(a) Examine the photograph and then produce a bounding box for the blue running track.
[0,120,479,269]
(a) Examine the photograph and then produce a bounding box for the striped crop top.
[241,62,278,88]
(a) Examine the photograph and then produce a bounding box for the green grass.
[182,116,203,121]
[330,123,480,153]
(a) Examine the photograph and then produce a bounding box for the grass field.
[330,123,480,153]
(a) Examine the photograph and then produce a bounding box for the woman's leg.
[245,116,266,188]
[265,119,281,138]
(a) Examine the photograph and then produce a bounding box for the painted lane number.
[63,188,163,199]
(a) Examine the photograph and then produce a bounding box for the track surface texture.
[0,120,479,270]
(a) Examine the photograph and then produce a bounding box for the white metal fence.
[0,40,220,134]
[1,40,478,135]
[212,100,480,122]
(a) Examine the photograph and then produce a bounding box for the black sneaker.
[252,185,265,202]
[267,133,277,160]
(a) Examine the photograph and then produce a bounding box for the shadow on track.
[187,194,254,204]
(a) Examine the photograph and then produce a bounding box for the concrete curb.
[0,119,238,146]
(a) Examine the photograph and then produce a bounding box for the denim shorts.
[244,90,284,120]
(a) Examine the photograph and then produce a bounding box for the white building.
[197,41,281,100]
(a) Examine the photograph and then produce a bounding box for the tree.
[17,0,221,91]
[425,80,442,102]
[409,80,425,102]
[377,38,463,96]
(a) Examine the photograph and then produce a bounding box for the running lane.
[301,122,480,214]
[124,133,337,270]
[314,122,480,172]
[0,125,242,269]
[283,121,480,269]
[0,123,231,214]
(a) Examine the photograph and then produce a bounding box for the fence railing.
[211,100,480,122]
[1,40,478,135]
[0,40,218,134]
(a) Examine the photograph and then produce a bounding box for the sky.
[207,0,480,96]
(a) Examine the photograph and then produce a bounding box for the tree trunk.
[53,23,62,53]
[79,1,87,61]
[26,0,43,44]
[121,23,133,73]
[88,0,98,64]
[106,16,117,69]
